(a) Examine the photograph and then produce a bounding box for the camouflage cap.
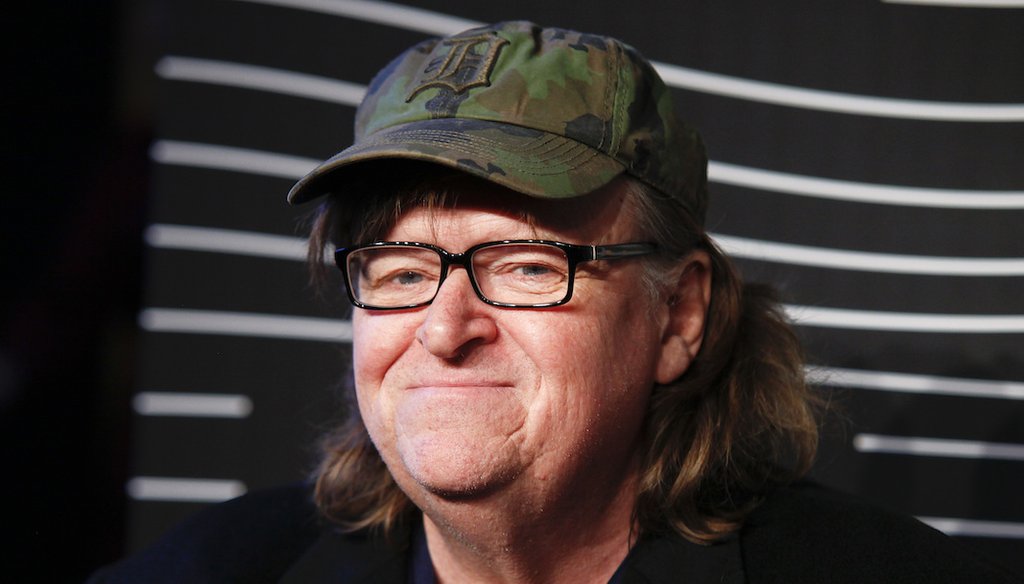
[287,20,708,224]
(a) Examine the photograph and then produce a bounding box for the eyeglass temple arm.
[590,242,657,260]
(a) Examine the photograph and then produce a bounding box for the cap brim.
[287,117,625,204]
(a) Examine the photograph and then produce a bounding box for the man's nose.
[415,267,498,359]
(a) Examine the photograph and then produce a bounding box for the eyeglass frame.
[334,239,658,310]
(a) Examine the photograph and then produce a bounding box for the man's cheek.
[352,318,411,380]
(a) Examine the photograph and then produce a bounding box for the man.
[93,20,1018,583]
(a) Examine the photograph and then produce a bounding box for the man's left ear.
[655,250,712,384]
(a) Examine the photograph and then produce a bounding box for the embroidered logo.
[407,32,509,102]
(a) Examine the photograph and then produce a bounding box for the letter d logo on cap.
[407,32,510,101]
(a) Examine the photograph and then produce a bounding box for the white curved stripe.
[156,56,365,106]
[919,517,1024,540]
[139,297,1023,340]
[229,0,1024,121]
[133,392,254,418]
[710,161,1024,209]
[854,434,1024,461]
[139,308,352,342]
[232,0,478,35]
[806,366,1024,400]
[145,224,307,261]
[149,140,318,180]
[127,477,247,502]
[147,222,1024,278]
[714,234,1024,276]
[785,305,1024,333]
[655,63,1024,122]
[885,0,1024,7]
[151,140,1024,210]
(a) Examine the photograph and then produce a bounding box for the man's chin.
[401,465,522,503]
[388,433,526,502]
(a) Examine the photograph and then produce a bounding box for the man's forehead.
[384,174,639,241]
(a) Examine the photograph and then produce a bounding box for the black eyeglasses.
[335,240,656,310]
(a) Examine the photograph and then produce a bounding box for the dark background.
[4,1,154,582]
[4,1,1023,582]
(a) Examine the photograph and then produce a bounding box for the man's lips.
[405,382,515,391]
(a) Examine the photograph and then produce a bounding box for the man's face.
[351,177,684,509]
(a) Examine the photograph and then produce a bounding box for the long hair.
[305,163,820,542]
[627,181,820,541]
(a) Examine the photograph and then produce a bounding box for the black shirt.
[89,481,1020,583]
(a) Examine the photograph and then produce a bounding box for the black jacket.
[89,481,1020,583]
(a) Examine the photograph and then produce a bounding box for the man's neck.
[417,469,640,584]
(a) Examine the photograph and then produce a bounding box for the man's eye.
[490,261,561,280]
[395,270,425,285]
[493,262,566,290]
[517,264,553,277]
